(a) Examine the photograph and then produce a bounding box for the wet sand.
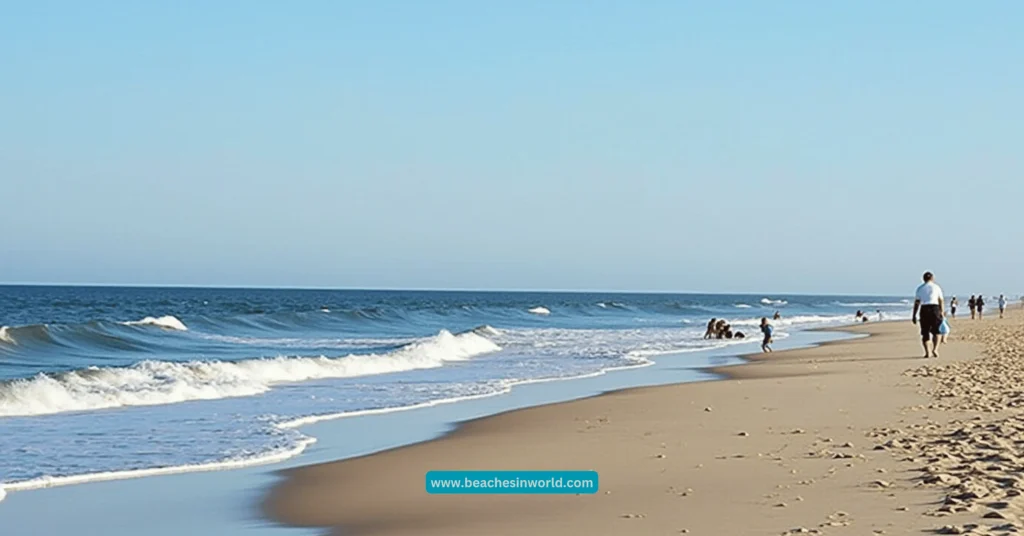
[263,308,1022,535]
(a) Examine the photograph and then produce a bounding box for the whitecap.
[121,315,188,331]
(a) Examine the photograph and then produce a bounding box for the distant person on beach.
[999,294,1008,318]
[950,296,958,318]
[704,318,717,339]
[760,317,773,353]
[855,310,863,320]
[976,295,985,319]
[968,295,977,319]
[773,311,781,320]
[912,271,945,358]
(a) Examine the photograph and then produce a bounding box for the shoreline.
[0,314,839,500]
[262,315,978,535]
[1,321,855,535]
[0,334,739,499]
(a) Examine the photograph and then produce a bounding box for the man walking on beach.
[912,271,945,358]
[999,294,1008,319]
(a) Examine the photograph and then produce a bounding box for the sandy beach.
[264,309,1023,535]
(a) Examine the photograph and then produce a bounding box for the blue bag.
[938,318,950,335]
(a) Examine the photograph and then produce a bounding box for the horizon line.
[0,281,908,297]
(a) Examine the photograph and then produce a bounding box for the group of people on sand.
[961,295,986,319]
[912,271,1014,359]
[704,315,775,353]
[949,294,1010,320]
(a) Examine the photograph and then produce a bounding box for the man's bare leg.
[931,334,940,357]
[922,338,930,358]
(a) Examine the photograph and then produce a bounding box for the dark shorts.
[919,304,941,340]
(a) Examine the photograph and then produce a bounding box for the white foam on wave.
[734,304,752,309]
[0,330,500,418]
[0,327,14,345]
[281,355,656,430]
[1,436,317,494]
[760,298,788,306]
[731,312,910,329]
[471,325,504,337]
[199,333,416,349]
[528,306,551,315]
[122,315,189,331]
[732,314,836,328]
[835,302,906,308]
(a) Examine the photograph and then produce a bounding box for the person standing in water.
[912,271,945,358]
[704,318,717,340]
[999,294,1008,318]
[760,317,773,353]
[950,296,958,319]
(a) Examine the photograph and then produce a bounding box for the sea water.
[0,286,910,499]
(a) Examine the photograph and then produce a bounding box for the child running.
[760,317,773,353]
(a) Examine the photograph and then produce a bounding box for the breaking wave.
[470,325,503,337]
[528,306,551,315]
[0,315,188,352]
[0,330,500,418]
[121,315,189,331]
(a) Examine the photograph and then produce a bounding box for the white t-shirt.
[915,281,944,305]
[999,296,1007,307]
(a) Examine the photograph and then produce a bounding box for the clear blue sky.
[2,1,1021,295]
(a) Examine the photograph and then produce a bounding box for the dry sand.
[263,308,1024,535]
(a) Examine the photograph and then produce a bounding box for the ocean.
[0,286,910,499]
